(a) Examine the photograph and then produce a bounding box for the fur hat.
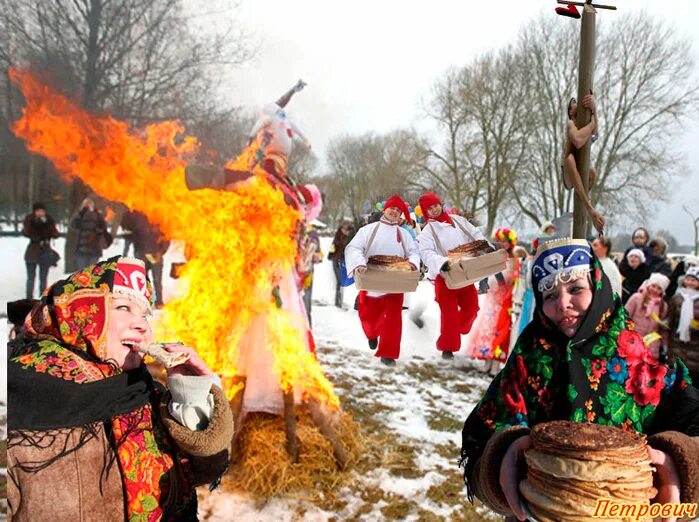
[540,221,556,234]
[626,248,646,264]
[684,255,699,268]
[646,273,670,294]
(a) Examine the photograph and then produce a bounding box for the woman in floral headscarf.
[466,228,518,375]
[7,257,233,521]
[460,239,699,521]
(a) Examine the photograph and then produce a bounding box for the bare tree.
[308,173,346,228]
[513,13,699,228]
[420,49,531,233]
[287,145,319,185]
[509,18,579,227]
[0,0,253,267]
[324,130,422,226]
[412,68,477,213]
[683,204,699,256]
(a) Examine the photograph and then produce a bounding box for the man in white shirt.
[417,192,484,360]
[345,195,420,366]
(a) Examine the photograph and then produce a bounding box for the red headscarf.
[419,192,453,225]
[384,194,412,225]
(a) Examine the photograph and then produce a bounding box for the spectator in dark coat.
[70,197,107,268]
[22,202,60,298]
[647,237,672,277]
[327,221,353,308]
[120,210,171,307]
[619,227,653,273]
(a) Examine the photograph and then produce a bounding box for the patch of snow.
[1,234,495,519]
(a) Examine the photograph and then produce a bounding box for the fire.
[104,206,116,222]
[10,69,339,409]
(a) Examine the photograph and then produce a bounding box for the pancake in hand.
[138,343,190,368]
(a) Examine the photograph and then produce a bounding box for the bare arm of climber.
[567,94,597,149]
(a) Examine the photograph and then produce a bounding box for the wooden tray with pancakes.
[519,421,656,522]
[354,255,419,293]
[442,244,508,290]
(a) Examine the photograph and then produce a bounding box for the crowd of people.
[324,201,699,382]
[6,83,698,521]
[20,197,170,306]
[329,191,698,517]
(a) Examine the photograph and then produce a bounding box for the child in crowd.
[624,273,670,360]
[620,248,649,304]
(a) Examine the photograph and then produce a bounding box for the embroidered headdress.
[532,238,592,293]
[113,257,153,309]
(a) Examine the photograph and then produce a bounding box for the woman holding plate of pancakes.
[460,238,699,522]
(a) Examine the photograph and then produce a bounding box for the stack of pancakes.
[519,421,656,522]
[368,255,412,271]
[447,240,493,262]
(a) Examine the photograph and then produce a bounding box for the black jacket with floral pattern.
[460,259,699,513]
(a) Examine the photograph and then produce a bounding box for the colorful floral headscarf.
[23,256,153,365]
[10,257,195,521]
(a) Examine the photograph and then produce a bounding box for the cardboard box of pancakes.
[354,255,419,293]
[519,421,656,522]
[443,240,509,290]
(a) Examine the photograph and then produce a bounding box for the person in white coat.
[416,192,485,360]
[591,236,623,299]
[345,194,420,366]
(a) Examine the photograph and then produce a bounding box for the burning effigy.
[10,70,362,498]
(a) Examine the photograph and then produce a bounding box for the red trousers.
[434,276,479,352]
[358,291,404,359]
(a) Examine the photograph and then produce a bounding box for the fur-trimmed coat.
[8,385,233,521]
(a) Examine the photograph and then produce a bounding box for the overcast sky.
[224,0,699,245]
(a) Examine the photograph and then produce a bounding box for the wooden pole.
[307,397,350,469]
[228,376,247,464]
[283,389,300,463]
[572,3,596,239]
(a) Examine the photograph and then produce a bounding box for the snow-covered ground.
[1,235,495,520]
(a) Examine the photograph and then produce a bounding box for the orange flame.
[10,69,338,409]
[104,206,116,222]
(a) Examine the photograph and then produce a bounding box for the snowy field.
[1,235,496,520]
